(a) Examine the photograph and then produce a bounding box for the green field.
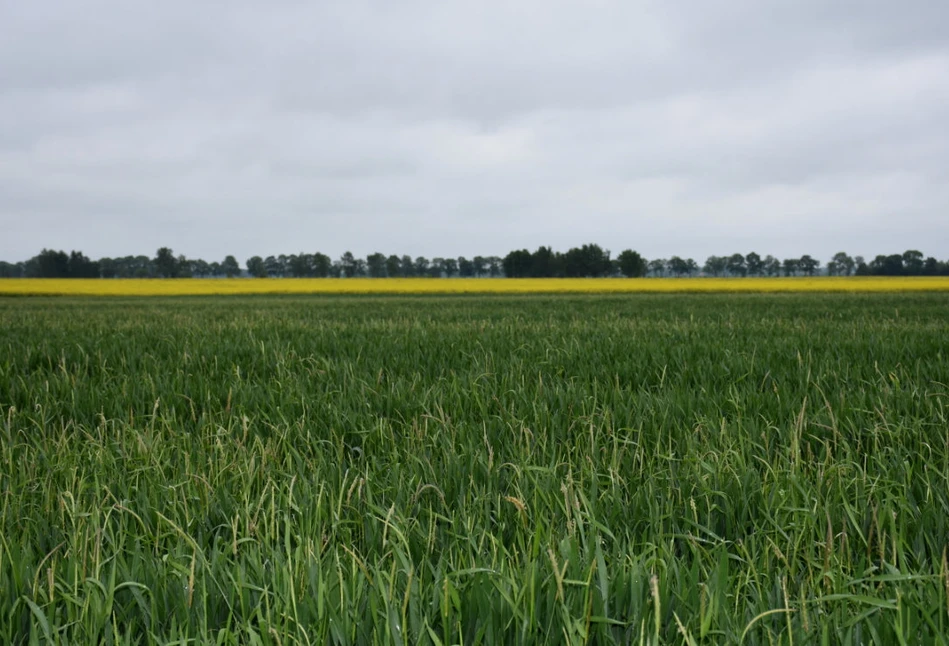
[2,294,948,644]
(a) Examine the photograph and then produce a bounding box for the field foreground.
[1,294,948,644]
[3,275,949,296]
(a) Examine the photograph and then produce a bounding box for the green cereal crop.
[1,293,948,644]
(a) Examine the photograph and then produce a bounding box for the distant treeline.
[2,246,948,279]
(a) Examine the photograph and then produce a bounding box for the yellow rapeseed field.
[2,276,949,296]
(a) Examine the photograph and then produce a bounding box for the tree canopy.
[3,246,947,279]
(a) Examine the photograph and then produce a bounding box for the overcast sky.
[1,0,947,264]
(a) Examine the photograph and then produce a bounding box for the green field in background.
[2,294,948,644]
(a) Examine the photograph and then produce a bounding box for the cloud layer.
[2,0,947,263]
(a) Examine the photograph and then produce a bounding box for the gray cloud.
[1,0,947,263]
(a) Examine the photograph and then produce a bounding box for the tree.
[854,256,869,276]
[902,250,924,275]
[339,252,358,278]
[137,256,156,277]
[616,249,647,277]
[830,252,855,276]
[647,258,666,277]
[442,257,458,277]
[99,257,118,278]
[763,255,781,277]
[176,255,192,278]
[0,261,22,277]
[312,253,332,278]
[745,252,763,277]
[502,249,532,278]
[414,256,430,276]
[102,254,150,278]
[32,249,69,277]
[798,255,819,276]
[155,247,178,278]
[782,258,799,277]
[726,253,747,277]
[68,251,99,278]
[563,244,611,278]
[529,246,561,277]
[668,256,690,277]
[192,259,211,277]
[246,256,267,278]
[487,257,503,277]
[288,254,309,277]
[472,256,488,277]
[703,256,727,277]
[399,255,415,277]
[429,258,445,278]
[264,256,283,277]
[367,252,387,278]
[222,255,241,278]
[458,257,475,277]
[877,254,904,276]
[386,255,401,278]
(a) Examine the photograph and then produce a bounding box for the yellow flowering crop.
[2,276,948,296]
